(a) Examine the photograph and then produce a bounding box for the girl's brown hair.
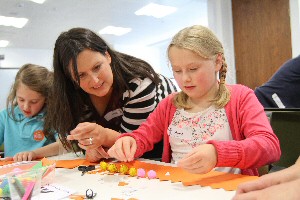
[6,63,53,121]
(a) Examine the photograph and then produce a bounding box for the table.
[45,154,236,200]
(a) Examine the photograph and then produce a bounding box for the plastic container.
[6,168,43,200]
[0,161,56,199]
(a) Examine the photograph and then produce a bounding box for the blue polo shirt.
[0,106,55,157]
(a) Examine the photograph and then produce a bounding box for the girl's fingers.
[96,146,109,159]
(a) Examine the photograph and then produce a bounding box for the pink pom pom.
[137,168,146,178]
[147,170,156,179]
[12,167,22,173]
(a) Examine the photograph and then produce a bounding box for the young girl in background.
[0,64,58,161]
[108,25,281,176]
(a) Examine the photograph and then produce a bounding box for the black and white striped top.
[96,74,177,159]
[120,74,176,132]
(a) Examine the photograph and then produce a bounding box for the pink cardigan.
[121,84,281,176]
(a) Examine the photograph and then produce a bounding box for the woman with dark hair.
[45,27,176,162]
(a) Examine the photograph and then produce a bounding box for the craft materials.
[86,189,97,199]
[147,170,157,179]
[137,168,146,178]
[78,165,95,176]
[128,168,137,177]
[119,164,129,174]
[21,181,35,200]
[11,176,25,198]
[99,161,108,170]
[107,164,118,173]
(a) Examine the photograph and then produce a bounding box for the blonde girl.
[108,25,280,176]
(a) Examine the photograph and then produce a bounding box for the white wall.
[290,0,300,57]
[114,45,162,74]
[0,48,53,110]
[208,0,236,84]
[0,69,19,111]
[0,48,52,69]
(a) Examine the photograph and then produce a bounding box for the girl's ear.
[215,54,223,72]
[105,51,112,64]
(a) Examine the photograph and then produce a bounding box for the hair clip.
[78,165,96,176]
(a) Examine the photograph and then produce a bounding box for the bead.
[147,170,157,179]
[107,163,118,173]
[128,167,137,177]
[99,161,108,171]
[119,164,129,174]
[137,168,146,178]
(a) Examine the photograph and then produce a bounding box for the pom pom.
[100,161,108,171]
[107,163,118,173]
[12,167,22,174]
[147,170,157,179]
[128,167,137,177]
[137,168,146,178]
[119,164,129,174]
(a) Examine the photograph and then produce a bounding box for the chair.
[268,110,300,171]
[0,144,4,158]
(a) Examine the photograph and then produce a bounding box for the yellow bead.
[119,164,129,174]
[100,161,108,171]
[128,167,137,177]
[107,163,118,173]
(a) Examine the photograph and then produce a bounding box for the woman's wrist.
[102,127,121,147]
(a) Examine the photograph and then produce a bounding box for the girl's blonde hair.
[6,63,53,121]
[168,25,230,109]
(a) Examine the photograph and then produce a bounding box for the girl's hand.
[13,151,37,162]
[107,136,137,162]
[86,146,109,162]
[177,144,217,174]
[0,157,13,161]
[67,122,107,150]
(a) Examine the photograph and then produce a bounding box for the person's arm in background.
[233,156,300,200]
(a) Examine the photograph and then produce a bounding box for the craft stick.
[22,181,35,200]
[11,176,25,198]
[42,166,52,178]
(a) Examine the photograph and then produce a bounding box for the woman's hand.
[107,136,137,162]
[13,151,37,162]
[233,158,300,200]
[232,178,300,200]
[177,144,217,174]
[67,122,107,150]
[86,146,109,162]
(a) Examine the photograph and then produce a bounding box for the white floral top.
[168,106,241,174]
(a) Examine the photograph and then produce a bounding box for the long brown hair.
[6,63,54,140]
[45,27,161,149]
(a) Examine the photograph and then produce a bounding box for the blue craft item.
[0,178,8,188]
